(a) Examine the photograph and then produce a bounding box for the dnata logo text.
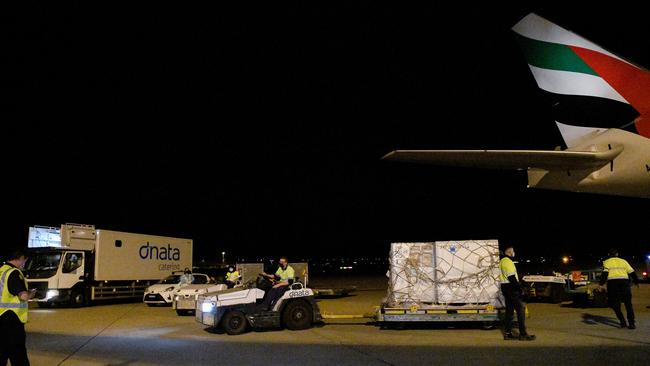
[139,242,181,261]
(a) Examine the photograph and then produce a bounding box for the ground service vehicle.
[143,272,210,305]
[521,275,568,303]
[25,224,192,307]
[195,263,321,335]
[173,283,228,315]
[566,269,608,307]
[174,263,264,315]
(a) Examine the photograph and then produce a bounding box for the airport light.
[222,251,226,263]
[562,256,570,264]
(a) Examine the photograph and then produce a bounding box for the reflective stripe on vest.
[0,264,29,323]
[0,303,28,308]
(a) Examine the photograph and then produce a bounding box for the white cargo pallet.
[383,241,504,323]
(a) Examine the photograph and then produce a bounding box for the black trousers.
[260,286,288,310]
[0,312,30,366]
[501,283,528,335]
[607,279,634,324]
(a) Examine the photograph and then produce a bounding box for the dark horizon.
[3,4,649,265]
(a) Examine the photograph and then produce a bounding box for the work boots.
[503,332,518,340]
[619,320,628,328]
[628,322,636,329]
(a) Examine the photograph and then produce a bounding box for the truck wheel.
[282,300,313,330]
[222,310,249,335]
[70,290,85,307]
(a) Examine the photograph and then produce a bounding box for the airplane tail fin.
[512,13,650,139]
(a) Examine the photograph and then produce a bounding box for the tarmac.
[24,280,650,365]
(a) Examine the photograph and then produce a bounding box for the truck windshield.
[158,275,181,284]
[24,253,62,279]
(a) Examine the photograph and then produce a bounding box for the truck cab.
[25,248,90,306]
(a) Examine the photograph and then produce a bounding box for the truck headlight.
[45,290,59,300]
[201,302,216,313]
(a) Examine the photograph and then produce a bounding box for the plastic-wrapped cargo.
[386,240,504,307]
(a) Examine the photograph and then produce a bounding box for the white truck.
[25,224,193,307]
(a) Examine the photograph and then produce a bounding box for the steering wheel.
[256,274,274,290]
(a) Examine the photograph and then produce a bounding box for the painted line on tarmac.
[56,304,139,366]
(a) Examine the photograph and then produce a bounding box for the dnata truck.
[25,224,192,307]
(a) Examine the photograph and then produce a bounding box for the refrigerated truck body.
[25,224,192,306]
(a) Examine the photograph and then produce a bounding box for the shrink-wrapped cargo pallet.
[386,241,504,308]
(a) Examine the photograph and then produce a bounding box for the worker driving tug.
[259,256,295,311]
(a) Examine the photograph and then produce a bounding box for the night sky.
[2,3,649,264]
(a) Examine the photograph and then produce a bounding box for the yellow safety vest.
[275,265,295,282]
[603,257,634,280]
[226,271,239,281]
[0,264,29,323]
[499,257,518,284]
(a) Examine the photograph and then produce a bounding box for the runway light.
[562,256,570,264]
[646,254,650,260]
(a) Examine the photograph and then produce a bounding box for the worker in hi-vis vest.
[225,266,240,288]
[260,256,295,310]
[499,245,535,341]
[1,249,36,365]
[599,248,639,329]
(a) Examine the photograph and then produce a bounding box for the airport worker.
[259,256,295,310]
[179,268,194,285]
[1,249,36,366]
[599,248,639,329]
[225,266,240,288]
[499,245,535,341]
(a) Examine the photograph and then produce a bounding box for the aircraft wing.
[382,146,624,170]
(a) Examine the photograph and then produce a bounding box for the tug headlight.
[202,302,216,313]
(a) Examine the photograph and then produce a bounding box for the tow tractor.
[195,272,321,335]
[566,268,608,307]
[174,263,263,316]
[521,274,568,303]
